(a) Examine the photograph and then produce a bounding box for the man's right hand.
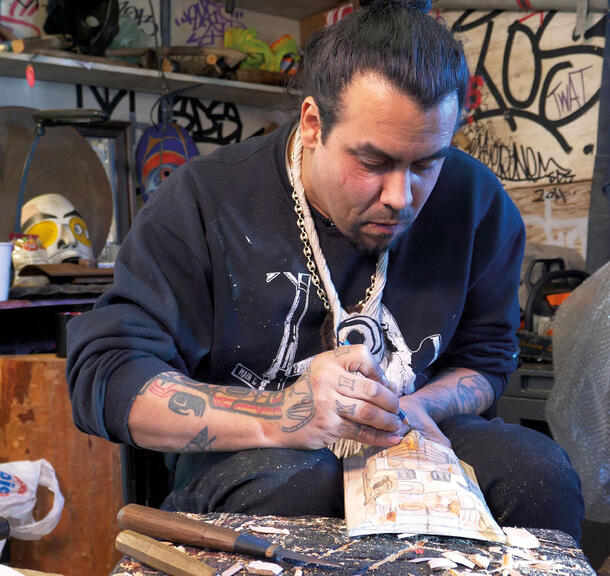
[273,344,404,450]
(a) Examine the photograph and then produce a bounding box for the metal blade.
[273,546,342,568]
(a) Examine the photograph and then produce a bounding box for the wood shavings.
[503,526,540,548]
[470,553,491,569]
[293,570,303,576]
[362,545,418,570]
[246,560,283,575]
[409,556,439,563]
[507,546,536,560]
[428,557,458,571]
[396,532,417,539]
[222,562,244,576]
[249,526,291,536]
[442,550,475,568]
[488,546,503,554]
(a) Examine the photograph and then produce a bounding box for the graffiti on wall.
[442,9,606,256]
[453,11,604,157]
[0,0,44,37]
[76,85,135,118]
[118,0,158,38]
[174,0,246,47]
[160,96,243,145]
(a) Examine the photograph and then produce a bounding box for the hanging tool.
[118,504,342,568]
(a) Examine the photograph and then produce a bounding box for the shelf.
[0,51,295,109]
[234,0,343,19]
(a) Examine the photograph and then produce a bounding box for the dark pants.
[162,415,584,541]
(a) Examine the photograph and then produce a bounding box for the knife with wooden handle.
[117,504,341,568]
[116,529,217,576]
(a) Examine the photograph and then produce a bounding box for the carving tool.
[116,529,217,576]
[118,504,342,568]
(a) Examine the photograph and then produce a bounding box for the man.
[67,0,583,539]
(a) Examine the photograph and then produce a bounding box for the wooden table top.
[110,513,595,576]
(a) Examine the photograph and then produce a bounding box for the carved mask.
[21,193,94,264]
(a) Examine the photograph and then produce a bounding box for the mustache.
[367,208,416,227]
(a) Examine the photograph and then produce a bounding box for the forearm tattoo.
[456,374,494,414]
[182,426,216,452]
[421,372,493,422]
[140,369,317,449]
[168,392,206,417]
[281,368,315,433]
[143,372,284,419]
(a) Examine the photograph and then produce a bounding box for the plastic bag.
[0,459,65,555]
[546,261,610,523]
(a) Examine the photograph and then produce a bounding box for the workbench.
[111,513,596,576]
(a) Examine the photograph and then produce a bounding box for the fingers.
[328,345,399,411]
[397,398,453,448]
[337,418,403,448]
[309,346,402,434]
[335,396,403,433]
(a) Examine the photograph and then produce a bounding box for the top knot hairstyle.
[295,0,469,141]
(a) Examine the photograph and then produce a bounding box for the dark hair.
[295,0,469,141]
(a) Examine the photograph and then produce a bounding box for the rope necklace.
[288,126,389,364]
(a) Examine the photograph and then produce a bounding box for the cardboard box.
[300,2,360,49]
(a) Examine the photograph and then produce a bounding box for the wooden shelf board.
[235,0,344,19]
[0,51,294,108]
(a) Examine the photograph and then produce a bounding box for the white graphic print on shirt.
[231,273,441,394]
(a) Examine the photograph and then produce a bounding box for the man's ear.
[299,96,322,149]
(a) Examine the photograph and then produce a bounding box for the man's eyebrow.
[416,145,452,162]
[348,143,401,164]
[348,143,452,164]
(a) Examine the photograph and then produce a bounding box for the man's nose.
[380,169,413,211]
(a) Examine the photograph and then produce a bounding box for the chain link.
[292,189,331,310]
[291,188,377,313]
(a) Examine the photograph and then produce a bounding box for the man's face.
[299,73,459,253]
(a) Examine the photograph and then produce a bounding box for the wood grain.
[0,354,124,576]
[506,180,591,257]
[115,530,217,576]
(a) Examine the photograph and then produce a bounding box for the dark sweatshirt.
[66,122,525,445]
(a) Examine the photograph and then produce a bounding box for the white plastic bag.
[0,459,65,555]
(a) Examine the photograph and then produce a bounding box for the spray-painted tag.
[26,64,36,87]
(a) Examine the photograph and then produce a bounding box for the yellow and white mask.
[21,193,94,264]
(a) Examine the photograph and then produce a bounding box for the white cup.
[0,242,12,302]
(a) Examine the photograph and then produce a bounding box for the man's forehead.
[338,72,458,112]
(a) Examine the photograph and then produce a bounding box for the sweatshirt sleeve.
[432,164,526,404]
[66,166,214,445]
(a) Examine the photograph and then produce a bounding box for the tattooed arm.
[397,368,495,447]
[128,344,404,453]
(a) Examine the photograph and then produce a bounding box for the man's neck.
[287,125,332,222]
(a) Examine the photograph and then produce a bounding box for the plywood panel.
[443,10,605,189]
[0,354,124,576]
[507,181,591,255]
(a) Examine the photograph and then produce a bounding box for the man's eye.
[359,158,389,172]
[413,160,438,172]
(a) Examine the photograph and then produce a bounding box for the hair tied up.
[358,0,432,13]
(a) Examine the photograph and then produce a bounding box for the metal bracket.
[573,0,590,41]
